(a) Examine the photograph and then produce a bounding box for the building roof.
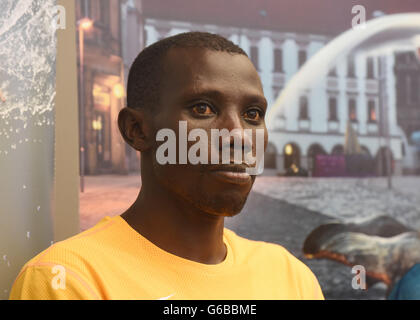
[142,0,420,36]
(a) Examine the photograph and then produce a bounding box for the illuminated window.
[368,100,377,122]
[348,98,357,121]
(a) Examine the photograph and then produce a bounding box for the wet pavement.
[254,176,420,230]
[226,191,388,300]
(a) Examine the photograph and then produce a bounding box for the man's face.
[150,47,268,217]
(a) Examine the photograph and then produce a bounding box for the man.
[10,32,324,300]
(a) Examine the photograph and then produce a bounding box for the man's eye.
[191,103,214,115]
[244,108,262,121]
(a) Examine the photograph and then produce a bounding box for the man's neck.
[121,182,227,265]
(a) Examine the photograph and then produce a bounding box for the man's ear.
[118,107,153,152]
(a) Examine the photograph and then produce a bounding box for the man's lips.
[208,163,248,172]
[207,164,253,185]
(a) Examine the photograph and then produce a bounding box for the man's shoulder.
[224,228,324,299]
[10,217,118,300]
[25,216,118,268]
[224,227,294,257]
[224,228,316,276]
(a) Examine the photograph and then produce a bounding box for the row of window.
[298,96,377,122]
[249,46,376,78]
[328,56,376,78]
[250,46,303,72]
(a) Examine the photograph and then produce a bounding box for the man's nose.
[222,110,243,133]
[220,111,252,153]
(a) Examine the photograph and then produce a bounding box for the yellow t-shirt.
[10,215,324,300]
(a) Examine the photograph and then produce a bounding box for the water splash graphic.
[0,0,56,300]
[0,0,56,154]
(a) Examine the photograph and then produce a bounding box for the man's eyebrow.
[179,89,225,102]
[179,88,267,107]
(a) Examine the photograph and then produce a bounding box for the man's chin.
[156,172,251,217]
[194,192,249,218]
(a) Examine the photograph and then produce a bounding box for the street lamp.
[113,83,125,99]
[285,144,293,156]
[79,18,93,31]
[77,17,93,193]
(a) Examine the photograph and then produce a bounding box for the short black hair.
[127,31,247,111]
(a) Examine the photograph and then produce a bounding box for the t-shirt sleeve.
[278,245,325,300]
[300,266,325,300]
[9,264,99,300]
[310,272,324,300]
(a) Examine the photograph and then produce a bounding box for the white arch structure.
[267,13,420,130]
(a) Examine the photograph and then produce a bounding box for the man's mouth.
[207,163,252,185]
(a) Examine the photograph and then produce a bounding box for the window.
[366,57,374,79]
[328,67,337,77]
[347,56,355,78]
[274,48,283,72]
[348,98,357,121]
[272,87,282,101]
[411,75,419,103]
[81,0,91,17]
[298,50,307,68]
[332,145,344,155]
[329,97,338,121]
[406,76,412,104]
[99,0,110,25]
[250,46,259,70]
[368,100,377,122]
[396,74,406,106]
[299,96,309,120]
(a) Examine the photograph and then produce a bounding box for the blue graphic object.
[388,264,420,300]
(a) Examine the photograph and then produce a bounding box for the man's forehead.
[161,47,263,92]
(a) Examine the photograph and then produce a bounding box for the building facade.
[120,0,145,172]
[268,48,405,176]
[76,0,127,175]
[394,50,420,174]
[120,0,420,176]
